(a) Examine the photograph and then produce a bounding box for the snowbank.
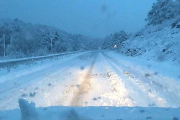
[0,99,180,120]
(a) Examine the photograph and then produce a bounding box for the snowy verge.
[106,50,180,82]
[0,99,180,120]
[0,51,89,86]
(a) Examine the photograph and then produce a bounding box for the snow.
[0,51,85,84]
[103,51,180,107]
[0,51,180,120]
[1,1,180,119]
[114,19,180,82]
[0,18,100,59]
[0,51,81,63]
[18,99,38,120]
[110,51,180,82]
[120,19,180,67]
[0,99,180,120]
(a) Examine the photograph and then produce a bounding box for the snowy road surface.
[0,50,180,111]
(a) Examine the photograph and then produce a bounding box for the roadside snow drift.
[0,98,180,120]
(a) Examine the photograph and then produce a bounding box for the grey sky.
[0,0,156,38]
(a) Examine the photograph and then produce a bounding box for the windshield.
[0,0,180,120]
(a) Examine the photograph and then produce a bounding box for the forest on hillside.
[0,18,101,58]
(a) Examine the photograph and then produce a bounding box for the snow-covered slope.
[120,18,180,66]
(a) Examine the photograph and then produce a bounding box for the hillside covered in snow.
[103,0,180,66]
[120,18,180,65]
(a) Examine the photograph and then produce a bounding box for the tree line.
[0,18,100,58]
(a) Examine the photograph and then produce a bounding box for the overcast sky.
[0,0,156,38]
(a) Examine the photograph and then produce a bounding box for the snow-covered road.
[0,50,180,111]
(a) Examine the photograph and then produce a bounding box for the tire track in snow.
[0,59,79,101]
[99,52,136,106]
[106,52,180,107]
[70,52,98,106]
[52,52,97,106]
[0,52,97,110]
[102,51,168,107]
[0,52,94,110]
[0,53,91,95]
